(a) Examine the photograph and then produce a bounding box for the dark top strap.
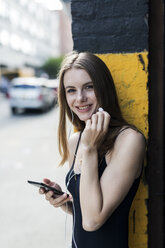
[71,132,82,168]
[118,126,131,135]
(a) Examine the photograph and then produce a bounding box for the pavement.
[0,94,73,248]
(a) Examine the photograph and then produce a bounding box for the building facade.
[0,0,60,69]
[71,0,149,247]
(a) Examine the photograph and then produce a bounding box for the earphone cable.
[65,171,78,248]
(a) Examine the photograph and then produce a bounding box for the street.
[0,94,72,248]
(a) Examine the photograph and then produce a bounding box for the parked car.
[45,79,59,105]
[8,77,56,114]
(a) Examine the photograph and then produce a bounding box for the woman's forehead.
[63,68,92,87]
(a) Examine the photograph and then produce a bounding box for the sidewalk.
[0,105,73,248]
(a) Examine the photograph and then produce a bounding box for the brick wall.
[71,0,148,53]
[70,0,149,247]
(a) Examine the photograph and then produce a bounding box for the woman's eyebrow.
[65,81,93,89]
[65,85,75,89]
[83,81,93,86]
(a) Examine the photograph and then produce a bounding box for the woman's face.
[63,68,98,122]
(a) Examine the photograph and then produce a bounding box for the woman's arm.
[80,112,145,231]
[39,133,81,215]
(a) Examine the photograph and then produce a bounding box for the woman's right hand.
[39,178,72,208]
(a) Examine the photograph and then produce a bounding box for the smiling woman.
[64,68,98,122]
[39,51,146,248]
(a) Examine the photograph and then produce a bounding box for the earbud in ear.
[98,107,104,112]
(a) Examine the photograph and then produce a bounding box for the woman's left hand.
[81,110,110,150]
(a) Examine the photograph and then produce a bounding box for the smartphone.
[27,180,68,198]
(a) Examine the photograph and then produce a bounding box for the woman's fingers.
[43,178,55,187]
[85,119,91,129]
[39,187,45,194]
[46,192,71,208]
[38,178,72,209]
[103,112,110,131]
[82,110,110,149]
[91,114,98,130]
[49,193,68,206]
[97,112,104,131]
[91,111,108,132]
[45,190,54,200]
[84,111,110,135]
[43,178,50,184]
[39,178,62,196]
[90,112,104,131]
[39,187,71,208]
[42,178,62,192]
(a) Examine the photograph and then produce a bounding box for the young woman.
[39,51,145,248]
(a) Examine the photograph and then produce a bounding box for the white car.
[45,79,59,105]
[8,77,56,114]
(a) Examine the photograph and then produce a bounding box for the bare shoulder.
[115,127,146,150]
[68,131,81,148]
[68,132,81,168]
[111,127,146,167]
[106,127,146,179]
[106,127,146,164]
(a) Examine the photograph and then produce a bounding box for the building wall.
[59,10,73,55]
[71,0,148,247]
[0,0,60,68]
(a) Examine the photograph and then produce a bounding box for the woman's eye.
[66,89,75,93]
[85,85,93,89]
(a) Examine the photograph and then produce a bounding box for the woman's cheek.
[66,95,72,108]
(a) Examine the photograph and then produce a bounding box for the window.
[0,30,10,46]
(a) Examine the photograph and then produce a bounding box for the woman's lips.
[76,105,92,112]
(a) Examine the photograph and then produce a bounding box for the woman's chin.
[78,116,88,122]
[74,107,97,122]
[77,113,93,122]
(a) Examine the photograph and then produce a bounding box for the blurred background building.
[0,0,73,86]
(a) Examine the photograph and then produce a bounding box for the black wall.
[71,0,148,53]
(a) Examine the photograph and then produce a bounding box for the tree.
[41,56,64,79]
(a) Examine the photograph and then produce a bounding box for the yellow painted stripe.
[97,52,148,248]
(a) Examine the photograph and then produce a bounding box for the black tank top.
[66,132,141,248]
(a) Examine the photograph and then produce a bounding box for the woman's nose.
[77,90,86,102]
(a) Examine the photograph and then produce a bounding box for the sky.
[35,0,63,11]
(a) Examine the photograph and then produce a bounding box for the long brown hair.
[58,51,137,165]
